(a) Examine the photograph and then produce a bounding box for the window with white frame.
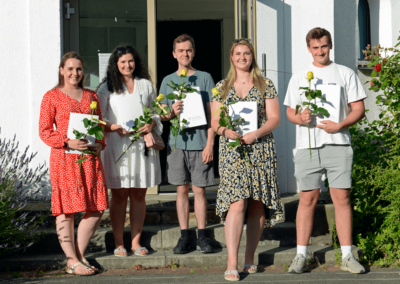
[358,0,371,59]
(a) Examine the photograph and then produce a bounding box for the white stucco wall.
[0,0,62,197]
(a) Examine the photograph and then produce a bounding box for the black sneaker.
[173,237,190,254]
[196,237,214,253]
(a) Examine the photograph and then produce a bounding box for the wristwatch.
[63,141,69,150]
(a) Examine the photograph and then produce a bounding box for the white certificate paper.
[66,113,99,154]
[313,85,341,124]
[179,91,207,129]
[113,93,144,131]
[98,53,111,81]
[229,102,258,141]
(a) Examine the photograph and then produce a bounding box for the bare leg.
[192,185,207,230]
[296,189,320,246]
[329,188,352,245]
[225,199,247,280]
[244,200,265,271]
[176,184,190,230]
[110,188,129,256]
[56,214,92,274]
[75,210,104,260]
[129,188,148,255]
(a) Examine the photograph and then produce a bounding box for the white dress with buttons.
[97,77,162,189]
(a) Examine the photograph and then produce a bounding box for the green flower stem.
[156,101,168,114]
[115,130,143,164]
[308,122,311,159]
[228,112,252,167]
[242,146,252,166]
[308,79,312,159]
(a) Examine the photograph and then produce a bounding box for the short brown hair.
[173,34,195,51]
[306,27,332,46]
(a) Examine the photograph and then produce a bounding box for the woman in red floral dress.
[39,52,109,276]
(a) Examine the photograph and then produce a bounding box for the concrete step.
[25,193,333,226]
[1,246,362,270]
[26,222,333,255]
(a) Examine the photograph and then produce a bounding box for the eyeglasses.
[233,38,252,43]
[116,46,135,54]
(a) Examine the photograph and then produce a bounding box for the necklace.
[236,79,251,85]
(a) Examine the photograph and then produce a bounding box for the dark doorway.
[156,20,223,181]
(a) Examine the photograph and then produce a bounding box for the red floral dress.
[39,88,109,216]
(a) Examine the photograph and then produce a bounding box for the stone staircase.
[0,189,362,270]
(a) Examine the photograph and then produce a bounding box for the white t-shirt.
[283,62,367,149]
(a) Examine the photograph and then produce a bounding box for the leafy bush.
[350,36,400,266]
[0,134,50,255]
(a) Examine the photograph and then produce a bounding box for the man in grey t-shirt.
[160,34,215,254]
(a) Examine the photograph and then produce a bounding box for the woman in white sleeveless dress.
[97,46,162,257]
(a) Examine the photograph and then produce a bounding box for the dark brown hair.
[173,34,195,51]
[57,52,85,88]
[306,27,332,46]
[97,45,151,94]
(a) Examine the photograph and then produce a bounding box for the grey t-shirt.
[160,70,214,150]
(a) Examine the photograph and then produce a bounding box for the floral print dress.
[214,79,283,227]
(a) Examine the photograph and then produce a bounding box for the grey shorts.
[294,145,353,191]
[166,146,215,187]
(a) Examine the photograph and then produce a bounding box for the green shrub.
[0,134,50,255]
[350,36,400,266]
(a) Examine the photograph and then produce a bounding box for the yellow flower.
[211,88,220,97]
[156,94,164,102]
[180,69,188,77]
[306,71,314,81]
[90,101,97,110]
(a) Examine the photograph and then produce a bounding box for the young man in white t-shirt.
[283,27,366,274]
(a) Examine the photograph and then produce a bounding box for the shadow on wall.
[260,0,294,194]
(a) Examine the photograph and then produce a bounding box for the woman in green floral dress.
[212,39,283,281]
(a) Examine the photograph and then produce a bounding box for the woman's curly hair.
[96,45,151,93]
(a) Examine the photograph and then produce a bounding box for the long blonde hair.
[221,40,266,100]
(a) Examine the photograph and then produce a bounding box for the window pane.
[358,0,371,59]
[79,0,148,89]
[241,0,248,39]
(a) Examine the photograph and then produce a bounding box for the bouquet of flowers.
[295,71,330,158]
[115,94,169,164]
[212,88,252,166]
[165,69,198,150]
[72,101,106,188]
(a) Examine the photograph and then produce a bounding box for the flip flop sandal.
[114,248,128,257]
[133,247,149,256]
[224,270,240,281]
[65,261,95,276]
[243,264,257,274]
[81,258,98,272]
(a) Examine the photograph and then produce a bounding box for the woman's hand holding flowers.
[240,132,256,145]
[137,120,157,134]
[223,128,241,140]
[87,142,104,154]
[67,139,90,151]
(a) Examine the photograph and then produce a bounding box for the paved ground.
[1,270,400,284]
[1,265,399,284]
